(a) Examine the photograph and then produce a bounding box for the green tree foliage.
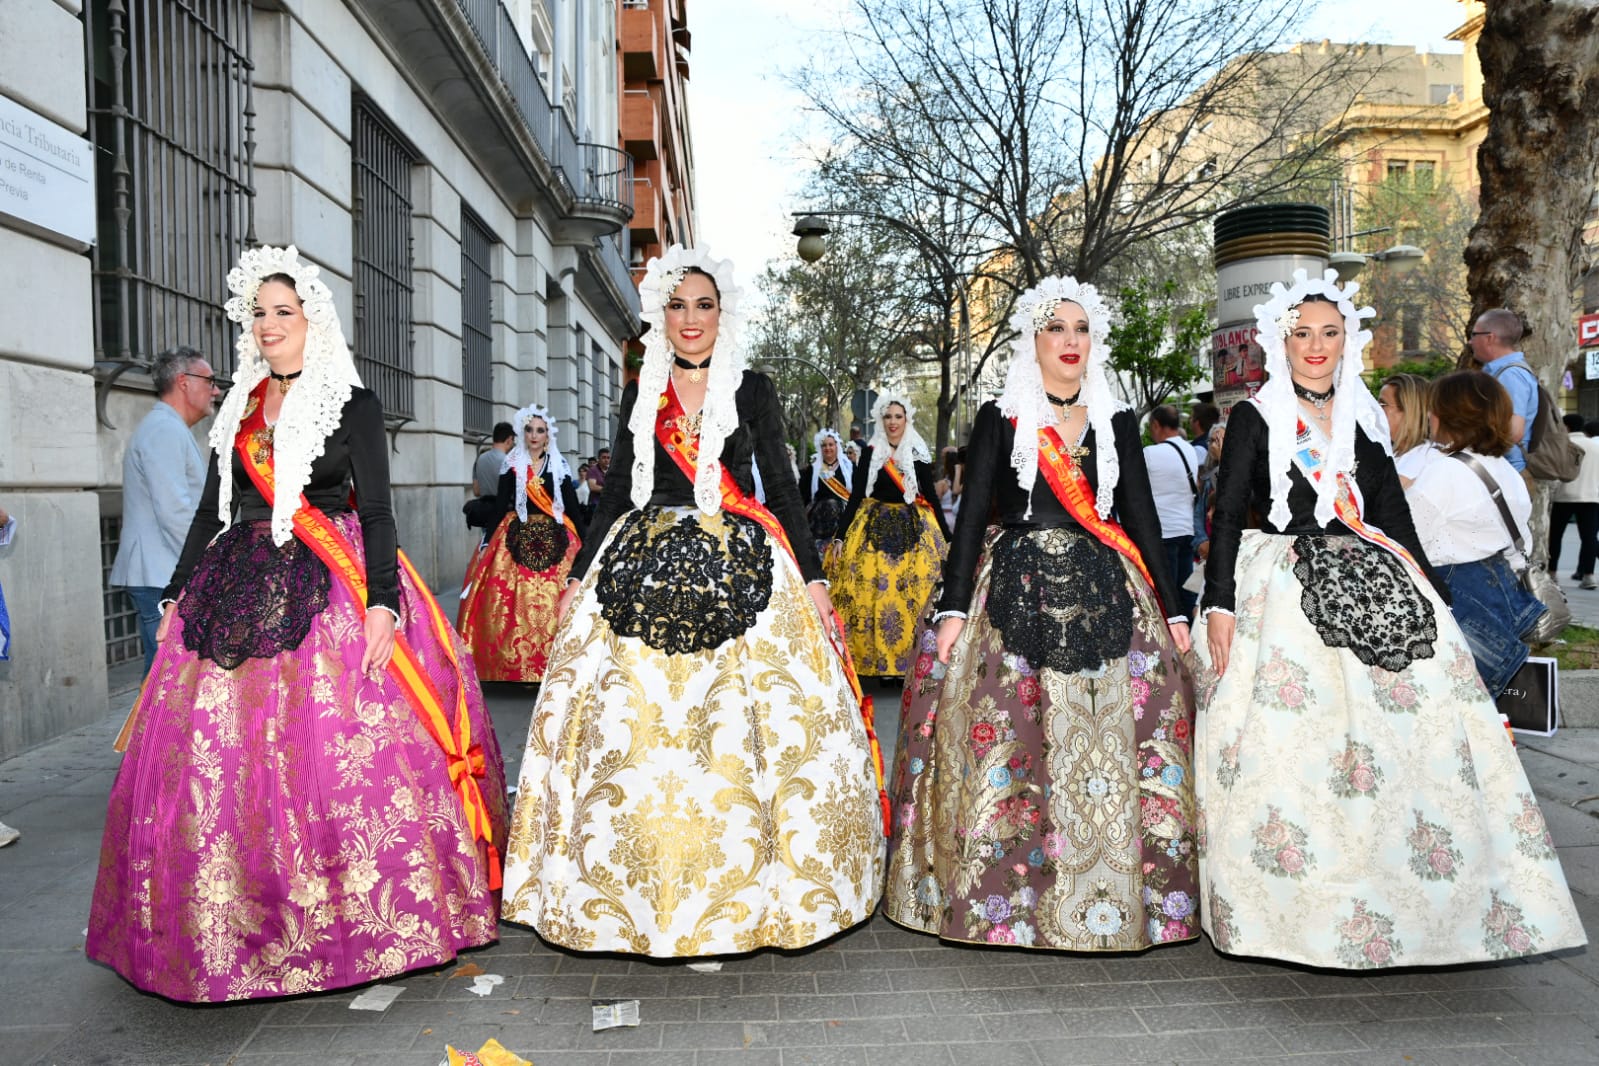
[1106,279,1212,416]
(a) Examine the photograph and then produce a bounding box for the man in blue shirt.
[1469,308,1537,472]
[109,346,219,674]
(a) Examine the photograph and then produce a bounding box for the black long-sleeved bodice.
[163,387,400,613]
[1200,400,1441,613]
[837,446,953,542]
[936,400,1186,621]
[570,371,825,583]
[493,465,586,538]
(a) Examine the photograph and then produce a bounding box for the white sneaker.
[0,822,18,848]
[1582,576,1597,591]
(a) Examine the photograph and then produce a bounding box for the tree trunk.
[1464,0,1599,566]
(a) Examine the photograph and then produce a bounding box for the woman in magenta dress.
[87,245,506,1002]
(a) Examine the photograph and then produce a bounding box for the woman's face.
[665,273,719,359]
[523,417,548,454]
[1035,301,1091,392]
[882,403,907,445]
[821,437,838,464]
[252,280,308,366]
[1208,425,1226,462]
[1285,300,1343,389]
[1378,384,1403,440]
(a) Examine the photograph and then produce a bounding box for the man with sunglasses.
[109,346,221,674]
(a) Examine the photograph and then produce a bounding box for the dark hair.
[1586,421,1599,439]
[1430,371,1517,457]
[1563,413,1586,433]
[152,345,205,396]
[1295,293,1338,308]
[1150,404,1181,431]
[491,421,515,444]
[943,447,962,480]
[1191,402,1220,433]
[257,273,300,300]
[598,447,611,457]
[676,266,720,300]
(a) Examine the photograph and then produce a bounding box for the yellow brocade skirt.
[500,506,886,957]
[827,498,946,678]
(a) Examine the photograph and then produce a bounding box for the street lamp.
[788,208,977,440]
[793,215,831,263]
[1328,243,1426,284]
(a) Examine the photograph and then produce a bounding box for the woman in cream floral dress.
[1195,270,1584,967]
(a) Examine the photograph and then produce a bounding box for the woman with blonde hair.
[1378,372,1436,483]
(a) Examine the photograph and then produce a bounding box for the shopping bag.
[1496,656,1559,736]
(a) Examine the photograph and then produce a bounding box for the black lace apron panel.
[595,508,774,654]
[1292,533,1437,671]
[985,526,1135,674]
[864,499,922,557]
[178,520,332,669]
[507,511,570,572]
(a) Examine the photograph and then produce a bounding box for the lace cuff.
[158,598,178,613]
[806,578,831,589]
[369,603,401,623]
[931,610,968,623]
[1200,606,1234,620]
[1165,615,1189,626]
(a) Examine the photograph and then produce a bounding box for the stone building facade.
[0,0,656,756]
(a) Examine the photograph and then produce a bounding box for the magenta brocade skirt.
[87,515,508,1003]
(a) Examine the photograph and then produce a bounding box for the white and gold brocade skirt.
[500,506,887,956]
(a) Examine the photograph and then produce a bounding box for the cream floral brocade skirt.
[500,506,887,957]
[1193,530,1586,968]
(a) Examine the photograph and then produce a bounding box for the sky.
[682,0,1469,299]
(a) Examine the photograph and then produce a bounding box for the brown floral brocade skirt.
[884,526,1200,950]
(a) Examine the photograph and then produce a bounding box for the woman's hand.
[807,583,839,638]
[556,579,580,624]
[361,608,397,675]
[824,539,843,564]
[1206,612,1235,678]
[1167,620,1193,655]
[155,602,177,643]
[935,616,965,663]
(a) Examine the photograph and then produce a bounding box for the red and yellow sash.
[235,383,501,888]
[658,386,891,834]
[460,466,580,600]
[1292,419,1427,582]
[880,458,937,518]
[1031,422,1159,596]
[816,469,851,503]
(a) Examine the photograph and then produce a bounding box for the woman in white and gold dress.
[499,246,887,957]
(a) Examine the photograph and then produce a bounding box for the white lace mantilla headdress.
[1251,268,1387,530]
[997,275,1122,519]
[864,392,932,503]
[631,245,748,514]
[211,244,362,545]
[809,427,854,496]
[504,403,572,524]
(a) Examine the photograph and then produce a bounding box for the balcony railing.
[453,0,632,221]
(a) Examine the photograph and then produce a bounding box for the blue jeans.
[1162,535,1197,619]
[1435,556,1546,697]
[125,586,165,677]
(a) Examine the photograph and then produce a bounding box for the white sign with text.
[0,95,95,247]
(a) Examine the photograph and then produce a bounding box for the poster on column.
[1211,325,1265,420]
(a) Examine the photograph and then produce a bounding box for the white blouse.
[1404,449,1531,566]
[1394,442,1442,481]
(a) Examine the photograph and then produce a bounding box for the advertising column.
[1212,205,1331,419]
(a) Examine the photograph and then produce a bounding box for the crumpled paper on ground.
[444,1037,532,1066]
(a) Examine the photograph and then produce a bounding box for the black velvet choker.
[268,368,302,394]
[1292,381,1335,411]
[1046,390,1081,407]
[673,354,711,382]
